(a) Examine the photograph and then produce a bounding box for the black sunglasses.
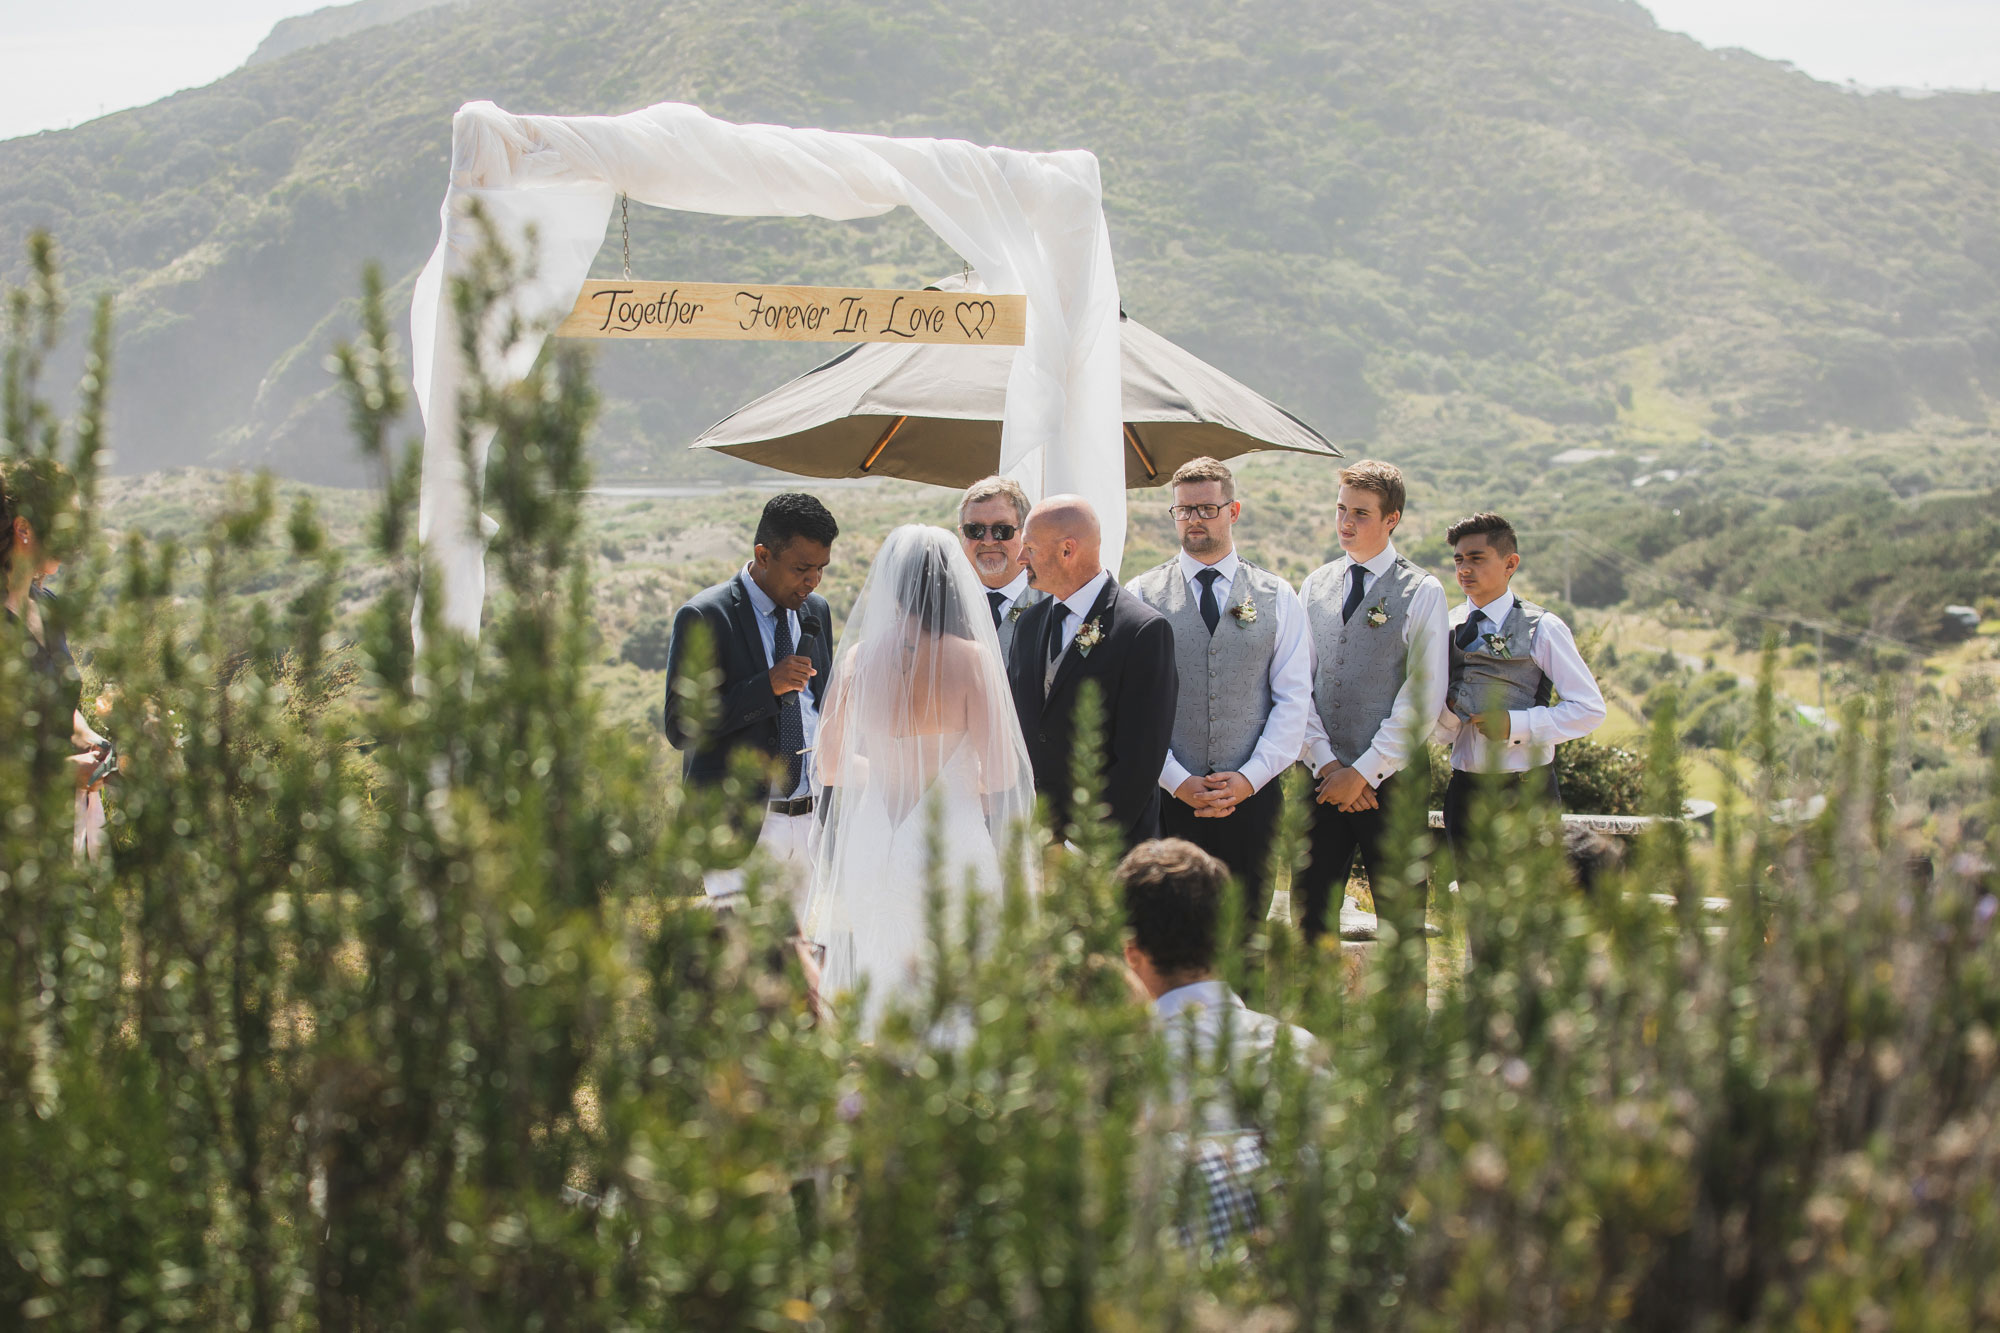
[960,523,1018,542]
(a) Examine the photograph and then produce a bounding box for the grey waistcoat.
[1129,559,1286,774]
[1447,598,1552,719]
[1302,555,1431,765]
[995,586,1047,660]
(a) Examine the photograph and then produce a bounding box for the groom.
[1008,495,1178,850]
[662,492,839,909]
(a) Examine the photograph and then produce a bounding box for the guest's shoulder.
[1114,580,1169,625]
[1300,558,1346,593]
[682,576,743,612]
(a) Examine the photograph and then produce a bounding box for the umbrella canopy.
[689,302,1340,489]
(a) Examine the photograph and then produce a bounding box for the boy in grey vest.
[1127,457,1312,924]
[1296,461,1449,941]
[1438,512,1607,873]
[958,475,1046,658]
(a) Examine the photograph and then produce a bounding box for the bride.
[800,524,1037,1035]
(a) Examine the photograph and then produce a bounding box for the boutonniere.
[1073,618,1106,656]
[1007,604,1025,623]
[1480,631,1511,659]
[1228,597,1258,626]
[1364,600,1391,628]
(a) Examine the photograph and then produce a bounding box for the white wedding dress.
[801,525,1038,1036]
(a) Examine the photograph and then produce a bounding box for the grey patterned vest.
[1447,598,1552,719]
[1302,554,1433,765]
[1129,558,1287,774]
[994,586,1047,660]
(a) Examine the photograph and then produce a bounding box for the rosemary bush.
[4,234,1998,1330]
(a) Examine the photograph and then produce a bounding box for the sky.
[1,0,1997,143]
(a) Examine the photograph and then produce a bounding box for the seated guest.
[1436,512,1607,873]
[1118,838,1317,1250]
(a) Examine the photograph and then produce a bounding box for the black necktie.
[772,609,805,797]
[1047,602,1071,662]
[988,589,1007,629]
[1341,562,1367,624]
[1195,568,1222,635]
[1456,610,1484,651]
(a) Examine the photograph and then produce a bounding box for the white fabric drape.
[409,100,1125,638]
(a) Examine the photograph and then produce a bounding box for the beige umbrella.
[689,299,1341,489]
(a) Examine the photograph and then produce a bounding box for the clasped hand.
[1175,771,1253,818]
[1313,761,1377,812]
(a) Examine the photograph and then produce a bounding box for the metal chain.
[621,193,632,280]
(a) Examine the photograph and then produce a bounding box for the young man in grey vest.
[958,475,1045,657]
[1296,461,1449,941]
[1127,457,1312,923]
[1437,512,1607,873]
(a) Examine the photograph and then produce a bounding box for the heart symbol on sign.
[954,300,997,340]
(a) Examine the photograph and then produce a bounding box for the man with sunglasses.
[958,475,1046,657]
[1127,457,1312,927]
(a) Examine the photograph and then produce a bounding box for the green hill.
[4,0,1999,484]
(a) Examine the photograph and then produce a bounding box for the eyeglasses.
[1168,503,1227,521]
[960,523,1018,542]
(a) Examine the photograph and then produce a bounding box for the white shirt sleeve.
[1351,575,1449,788]
[1238,583,1313,792]
[1129,574,1197,795]
[1299,568,1338,774]
[1507,612,1607,749]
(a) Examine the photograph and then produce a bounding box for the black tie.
[1195,568,1222,635]
[1341,562,1367,624]
[1047,602,1071,662]
[772,609,805,797]
[988,589,1006,629]
[1456,611,1484,651]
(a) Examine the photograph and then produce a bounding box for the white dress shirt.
[1153,979,1318,1138]
[1299,540,1450,788]
[1048,569,1112,659]
[1136,549,1313,796]
[1437,588,1607,773]
[739,564,821,799]
[984,568,1033,620]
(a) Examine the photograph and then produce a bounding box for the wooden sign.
[556,280,1026,345]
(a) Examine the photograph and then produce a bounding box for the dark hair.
[1563,826,1624,894]
[0,456,79,574]
[754,492,839,556]
[1446,511,1518,557]
[1117,838,1226,976]
[899,538,971,639]
[1337,459,1406,518]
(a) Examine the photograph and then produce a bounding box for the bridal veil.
[802,524,1038,1033]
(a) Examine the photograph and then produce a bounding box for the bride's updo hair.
[896,529,973,640]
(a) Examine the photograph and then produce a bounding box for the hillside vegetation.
[3,0,2000,485]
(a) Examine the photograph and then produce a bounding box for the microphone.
[784,613,822,708]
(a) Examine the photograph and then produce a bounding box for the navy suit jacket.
[1008,577,1178,849]
[662,574,834,802]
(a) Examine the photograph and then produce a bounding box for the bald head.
[1019,494,1103,599]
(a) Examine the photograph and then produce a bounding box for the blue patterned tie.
[1195,568,1222,635]
[1341,562,1367,623]
[773,608,805,798]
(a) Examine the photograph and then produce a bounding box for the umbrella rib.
[1123,423,1159,481]
[861,416,910,472]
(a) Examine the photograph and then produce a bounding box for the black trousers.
[1441,764,1562,872]
[1160,778,1283,931]
[1294,771,1418,941]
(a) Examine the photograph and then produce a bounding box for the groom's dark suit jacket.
[662,573,834,805]
[1008,576,1179,849]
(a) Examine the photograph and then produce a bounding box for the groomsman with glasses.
[958,475,1045,657]
[1127,457,1312,926]
[1296,461,1449,943]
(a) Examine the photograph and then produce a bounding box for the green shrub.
[6,233,2000,1330]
